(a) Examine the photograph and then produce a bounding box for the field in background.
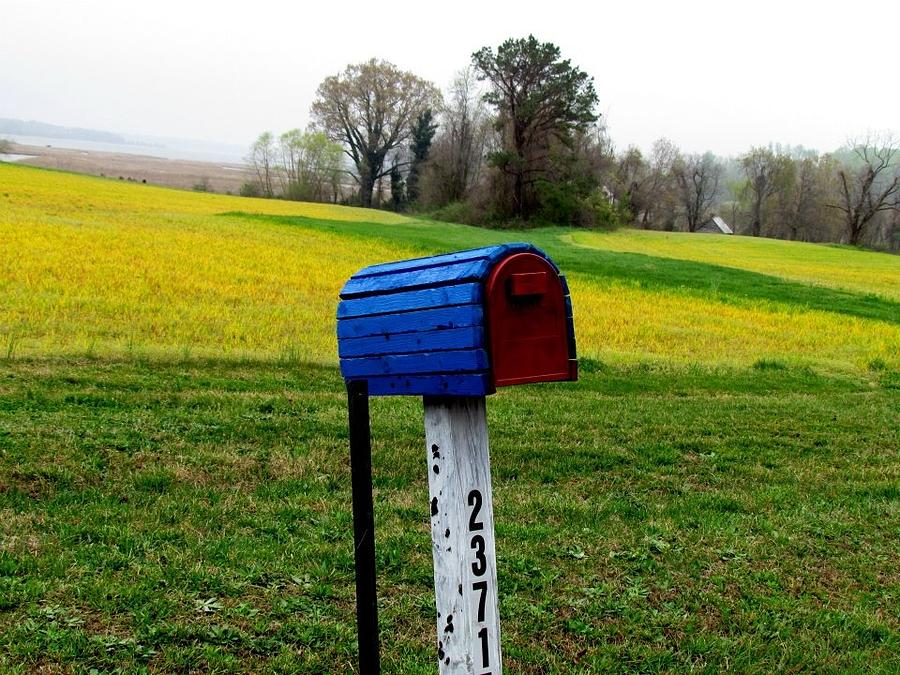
[2,163,898,372]
[1,163,898,672]
[569,229,900,301]
[4,142,255,195]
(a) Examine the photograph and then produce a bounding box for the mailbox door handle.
[507,272,548,297]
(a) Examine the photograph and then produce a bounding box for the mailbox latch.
[507,271,548,297]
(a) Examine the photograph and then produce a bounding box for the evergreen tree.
[407,109,438,204]
[390,163,406,211]
[473,35,598,219]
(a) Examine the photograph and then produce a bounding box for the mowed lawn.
[0,163,898,672]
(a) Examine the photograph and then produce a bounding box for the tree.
[303,132,345,203]
[406,109,438,204]
[389,163,406,211]
[775,152,842,242]
[830,134,900,246]
[472,35,599,219]
[673,153,723,232]
[423,67,491,206]
[311,59,439,208]
[615,146,648,222]
[642,138,680,228]
[247,132,276,198]
[277,129,305,198]
[740,147,793,237]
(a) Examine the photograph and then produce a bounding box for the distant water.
[2,134,247,164]
[0,153,38,163]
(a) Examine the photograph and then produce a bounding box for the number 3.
[471,535,486,576]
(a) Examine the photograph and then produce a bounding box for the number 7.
[472,580,487,622]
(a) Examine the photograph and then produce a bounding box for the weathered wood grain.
[423,397,502,674]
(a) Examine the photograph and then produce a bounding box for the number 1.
[478,626,489,667]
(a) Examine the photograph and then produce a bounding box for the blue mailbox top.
[337,243,576,397]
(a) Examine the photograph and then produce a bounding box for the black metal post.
[347,379,380,674]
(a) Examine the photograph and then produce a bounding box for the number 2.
[468,490,483,531]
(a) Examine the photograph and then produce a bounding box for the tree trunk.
[513,123,527,220]
[359,166,375,208]
[751,195,763,237]
[514,169,526,220]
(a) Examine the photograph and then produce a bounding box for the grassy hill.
[2,163,898,371]
[0,163,898,672]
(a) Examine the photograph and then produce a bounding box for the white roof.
[711,216,733,234]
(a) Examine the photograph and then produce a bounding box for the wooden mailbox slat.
[338,327,485,360]
[340,349,490,378]
[337,283,483,319]
[351,243,528,279]
[365,373,492,397]
[337,305,484,340]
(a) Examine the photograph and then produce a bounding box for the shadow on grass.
[222,212,900,326]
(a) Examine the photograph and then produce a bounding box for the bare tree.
[247,132,276,197]
[277,129,304,197]
[773,153,839,242]
[673,153,723,232]
[614,146,648,221]
[786,156,816,240]
[829,134,900,246]
[741,147,793,237]
[641,138,679,228]
[425,68,491,205]
[311,59,440,208]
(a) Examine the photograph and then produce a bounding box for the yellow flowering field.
[1,164,415,361]
[569,277,897,370]
[1,162,897,371]
[567,229,900,301]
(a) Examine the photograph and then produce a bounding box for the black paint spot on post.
[445,528,450,538]
[431,443,440,459]
[431,497,438,517]
[444,614,454,633]
[433,464,440,474]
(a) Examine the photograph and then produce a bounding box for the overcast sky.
[3,0,897,156]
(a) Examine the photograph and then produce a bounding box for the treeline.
[245,35,899,251]
[614,140,899,249]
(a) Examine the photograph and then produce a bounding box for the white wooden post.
[424,396,502,675]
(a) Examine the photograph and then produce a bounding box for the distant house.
[697,216,733,234]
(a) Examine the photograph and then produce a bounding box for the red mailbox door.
[485,252,571,387]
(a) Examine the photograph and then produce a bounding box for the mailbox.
[337,243,577,396]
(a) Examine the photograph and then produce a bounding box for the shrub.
[430,201,483,226]
[239,182,262,198]
[535,179,584,226]
[192,178,211,193]
[582,189,631,229]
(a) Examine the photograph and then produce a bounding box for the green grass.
[0,359,897,672]
[2,166,899,672]
[231,213,900,326]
